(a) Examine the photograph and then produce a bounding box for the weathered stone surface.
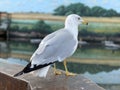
[0,60,105,90]
[0,72,30,90]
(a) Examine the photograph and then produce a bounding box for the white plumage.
[14,14,86,77]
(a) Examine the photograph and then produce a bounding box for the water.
[74,44,120,60]
[0,40,120,90]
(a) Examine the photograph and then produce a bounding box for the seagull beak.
[82,20,88,25]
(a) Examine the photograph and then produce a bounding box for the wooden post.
[0,12,1,25]
[6,13,11,41]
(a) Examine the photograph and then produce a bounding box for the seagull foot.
[65,71,77,76]
[54,70,62,75]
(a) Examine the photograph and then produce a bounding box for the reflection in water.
[1,41,120,60]
[0,57,28,66]
[56,62,120,84]
[83,69,120,84]
[74,44,120,60]
[0,41,37,59]
[0,41,120,90]
[56,62,120,74]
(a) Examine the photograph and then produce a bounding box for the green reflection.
[55,62,120,74]
[73,45,120,60]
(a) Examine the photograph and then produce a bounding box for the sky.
[0,0,120,13]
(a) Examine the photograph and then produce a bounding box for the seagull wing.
[14,29,78,77]
[31,29,77,65]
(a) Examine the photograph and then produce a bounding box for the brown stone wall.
[0,72,30,90]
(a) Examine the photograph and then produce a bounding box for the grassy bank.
[9,13,120,42]
[11,13,120,23]
[11,19,120,34]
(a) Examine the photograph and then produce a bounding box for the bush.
[32,20,53,34]
[53,3,120,17]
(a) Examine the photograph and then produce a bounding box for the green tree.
[53,3,120,17]
[53,3,91,16]
[91,6,107,17]
[20,26,29,32]
[32,20,52,34]
[106,9,118,17]
[10,25,19,31]
[54,5,66,15]
[65,3,85,16]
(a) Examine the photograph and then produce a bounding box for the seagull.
[14,14,88,77]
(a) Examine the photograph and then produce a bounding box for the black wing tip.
[13,61,57,77]
[14,71,24,77]
[14,62,31,77]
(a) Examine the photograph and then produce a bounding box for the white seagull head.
[65,14,87,29]
[64,14,88,37]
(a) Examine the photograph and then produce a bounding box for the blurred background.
[0,0,120,90]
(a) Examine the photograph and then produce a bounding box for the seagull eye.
[78,17,80,20]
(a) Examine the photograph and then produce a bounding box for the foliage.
[10,25,19,31]
[53,3,120,17]
[10,20,53,34]
[54,5,66,15]
[79,29,103,37]
[90,6,107,17]
[32,20,53,34]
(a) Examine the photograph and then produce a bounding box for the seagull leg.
[63,60,77,76]
[53,63,62,75]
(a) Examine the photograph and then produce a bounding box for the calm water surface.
[0,40,120,90]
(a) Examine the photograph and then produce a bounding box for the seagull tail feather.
[14,71,24,77]
[14,62,31,77]
[14,61,57,77]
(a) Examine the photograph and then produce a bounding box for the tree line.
[10,20,52,34]
[10,20,120,38]
[53,3,120,17]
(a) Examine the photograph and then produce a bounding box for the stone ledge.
[0,60,105,90]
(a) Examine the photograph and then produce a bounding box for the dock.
[0,59,105,90]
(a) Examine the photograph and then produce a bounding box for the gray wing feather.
[31,29,77,65]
